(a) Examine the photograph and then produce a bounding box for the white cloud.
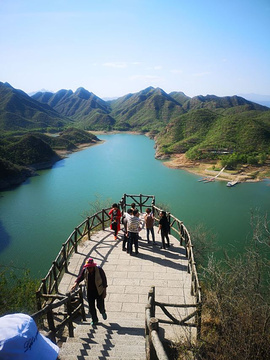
[170,69,183,74]
[102,62,128,68]
[192,71,210,77]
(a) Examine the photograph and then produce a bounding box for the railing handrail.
[32,286,86,343]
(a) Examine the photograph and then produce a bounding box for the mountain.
[0,82,71,132]
[32,86,189,132]
[181,94,267,112]
[109,87,185,132]
[169,91,191,105]
[32,87,115,130]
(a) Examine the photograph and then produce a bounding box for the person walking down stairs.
[71,258,108,326]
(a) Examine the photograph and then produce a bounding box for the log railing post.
[78,286,86,321]
[52,261,58,293]
[74,228,78,253]
[102,210,105,230]
[145,307,151,360]
[47,308,56,342]
[36,290,42,311]
[87,217,91,239]
[62,243,68,272]
[42,278,47,295]
[66,292,74,337]
[149,318,159,360]
[150,286,155,317]
[196,299,202,340]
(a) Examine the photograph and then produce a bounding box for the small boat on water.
[227,180,239,187]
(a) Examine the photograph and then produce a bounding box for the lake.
[0,133,269,278]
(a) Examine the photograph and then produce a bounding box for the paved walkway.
[58,226,196,360]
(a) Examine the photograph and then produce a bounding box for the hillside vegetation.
[155,97,270,170]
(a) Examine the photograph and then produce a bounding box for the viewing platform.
[33,194,201,360]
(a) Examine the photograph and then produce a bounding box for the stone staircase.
[59,315,145,359]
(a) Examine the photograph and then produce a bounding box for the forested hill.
[32,87,115,130]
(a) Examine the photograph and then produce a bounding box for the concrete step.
[59,320,145,360]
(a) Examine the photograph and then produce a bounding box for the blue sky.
[0,0,270,99]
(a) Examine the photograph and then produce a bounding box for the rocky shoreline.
[93,131,270,183]
[161,153,270,183]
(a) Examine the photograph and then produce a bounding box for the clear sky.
[0,0,270,99]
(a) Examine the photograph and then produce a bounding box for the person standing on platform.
[127,209,141,255]
[71,258,107,326]
[144,208,156,244]
[109,203,121,240]
[158,211,170,249]
[122,208,133,251]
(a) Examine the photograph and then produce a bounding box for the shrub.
[0,267,39,316]
[196,212,270,360]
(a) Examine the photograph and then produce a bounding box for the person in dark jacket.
[109,203,122,240]
[158,211,170,249]
[71,258,107,326]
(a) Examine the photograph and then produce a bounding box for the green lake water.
[0,133,269,278]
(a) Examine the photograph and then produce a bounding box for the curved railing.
[36,207,112,306]
[145,205,202,360]
[34,193,201,357]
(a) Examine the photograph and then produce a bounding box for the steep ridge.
[182,94,267,112]
[33,87,114,130]
[0,82,71,131]
[169,91,191,106]
[109,87,185,131]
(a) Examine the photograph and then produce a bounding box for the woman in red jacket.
[109,203,121,240]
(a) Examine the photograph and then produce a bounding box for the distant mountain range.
[1,81,270,165]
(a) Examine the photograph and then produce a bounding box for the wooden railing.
[34,193,201,355]
[144,203,201,360]
[36,207,112,306]
[152,207,202,309]
[32,286,86,343]
[34,207,112,340]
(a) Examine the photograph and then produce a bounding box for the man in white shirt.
[127,209,141,255]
